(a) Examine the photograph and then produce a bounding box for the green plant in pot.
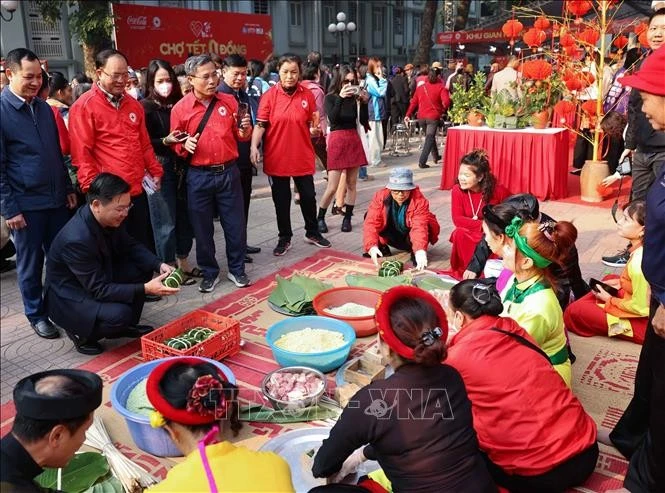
[448,71,490,126]
[519,59,565,129]
[487,89,521,129]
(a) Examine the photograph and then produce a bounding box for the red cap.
[147,357,229,425]
[619,48,665,96]
[374,286,448,360]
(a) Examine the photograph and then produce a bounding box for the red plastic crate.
[141,310,240,361]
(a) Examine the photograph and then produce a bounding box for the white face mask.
[155,82,173,98]
[127,87,140,99]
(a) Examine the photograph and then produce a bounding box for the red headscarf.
[375,286,448,360]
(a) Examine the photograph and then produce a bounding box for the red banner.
[112,4,273,68]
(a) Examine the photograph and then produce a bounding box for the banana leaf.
[36,452,109,493]
[416,275,457,292]
[239,404,339,423]
[291,275,333,300]
[345,274,412,291]
[83,476,124,493]
[269,275,332,315]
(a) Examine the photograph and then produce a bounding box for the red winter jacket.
[363,187,440,253]
[69,84,162,196]
[447,315,597,476]
[406,80,451,121]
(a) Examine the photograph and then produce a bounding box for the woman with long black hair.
[142,59,198,279]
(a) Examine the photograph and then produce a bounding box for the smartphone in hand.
[237,102,250,128]
[589,278,620,298]
[173,131,189,142]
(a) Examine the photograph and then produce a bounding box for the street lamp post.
[328,12,356,64]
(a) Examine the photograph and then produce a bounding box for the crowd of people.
[1,5,665,492]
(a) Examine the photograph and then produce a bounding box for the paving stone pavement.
[0,138,623,404]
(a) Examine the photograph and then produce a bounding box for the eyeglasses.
[342,79,357,85]
[390,190,410,195]
[102,70,129,82]
[190,72,220,82]
[114,202,134,213]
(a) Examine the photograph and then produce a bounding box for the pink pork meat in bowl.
[261,366,326,411]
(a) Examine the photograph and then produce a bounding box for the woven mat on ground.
[0,250,642,491]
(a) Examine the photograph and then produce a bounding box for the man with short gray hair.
[169,55,253,292]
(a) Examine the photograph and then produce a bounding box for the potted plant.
[487,89,521,129]
[448,72,490,126]
[518,59,564,129]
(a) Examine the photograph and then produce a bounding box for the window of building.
[253,0,269,15]
[290,1,302,27]
[372,6,384,48]
[26,1,66,59]
[394,8,404,36]
[412,14,422,45]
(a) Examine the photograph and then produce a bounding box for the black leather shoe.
[418,163,431,169]
[145,294,162,302]
[244,255,253,263]
[64,330,103,355]
[246,245,261,254]
[123,324,154,338]
[31,320,59,339]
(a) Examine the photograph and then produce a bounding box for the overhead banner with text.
[113,4,273,68]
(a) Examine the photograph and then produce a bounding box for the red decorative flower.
[555,100,576,114]
[534,17,551,30]
[523,28,548,48]
[565,0,593,17]
[612,35,628,50]
[502,19,524,39]
[186,375,228,420]
[581,100,598,116]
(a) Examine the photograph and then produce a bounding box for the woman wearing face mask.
[250,53,331,257]
[488,211,577,387]
[564,200,649,344]
[445,280,598,493]
[365,57,388,168]
[141,59,199,280]
[126,67,142,100]
[449,149,510,278]
[312,286,497,493]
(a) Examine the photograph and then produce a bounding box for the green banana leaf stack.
[345,273,412,291]
[35,452,124,493]
[268,275,333,316]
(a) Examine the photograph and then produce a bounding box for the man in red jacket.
[69,49,163,254]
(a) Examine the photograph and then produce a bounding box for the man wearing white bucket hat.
[363,167,440,271]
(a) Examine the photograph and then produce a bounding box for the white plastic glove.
[329,448,367,483]
[414,250,428,271]
[368,246,383,267]
[601,171,621,187]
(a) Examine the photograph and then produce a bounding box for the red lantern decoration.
[635,22,648,36]
[502,19,524,39]
[559,33,576,47]
[565,0,593,17]
[581,100,598,116]
[554,100,576,114]
[638,31,648,47]
[564,45,582,58]
[522,59,553,80]
[578,28,600,47]
[580,71,595,86]
[534,17,551,30]
[613,35,628,50]
[523,28,547,48]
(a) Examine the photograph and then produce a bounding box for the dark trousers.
[91,261,151,342]
[125,192,155,253]
[483,443,599,493]
[238,165,253,225]
[610,296,665,492]
[147,156,194,263]
[573,131,623,172]
[418,119,441,166]
[12,207,70,323]
[268,175,318,240]
[631,151,665,201]
[379,227,412,253]
[187,165,246,280]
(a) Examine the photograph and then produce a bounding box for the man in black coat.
[44,173,179,355]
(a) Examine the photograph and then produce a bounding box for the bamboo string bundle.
[84,416,158,493]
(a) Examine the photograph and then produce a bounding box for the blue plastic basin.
[265,316,356,373]
[110,356,235,457]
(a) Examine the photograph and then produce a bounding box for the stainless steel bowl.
[261,366,327,410]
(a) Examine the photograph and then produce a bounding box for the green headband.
[504,217,552,268]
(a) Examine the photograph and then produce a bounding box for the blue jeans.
[147,156,193,263]
[358,166,368,179]
[12,207,70,323]
[186,165,246,279]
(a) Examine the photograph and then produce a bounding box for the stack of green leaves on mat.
[268,275,333,316]
[163,326,215,350]
[239,403,340,423]
[35,452,124,493]
[378,260,404,277]
[345,273,412,291]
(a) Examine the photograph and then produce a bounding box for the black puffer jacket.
[624,53,665,152]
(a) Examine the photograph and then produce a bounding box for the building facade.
[1,0,439,76]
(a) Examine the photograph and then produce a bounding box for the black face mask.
[456,68,463,74]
